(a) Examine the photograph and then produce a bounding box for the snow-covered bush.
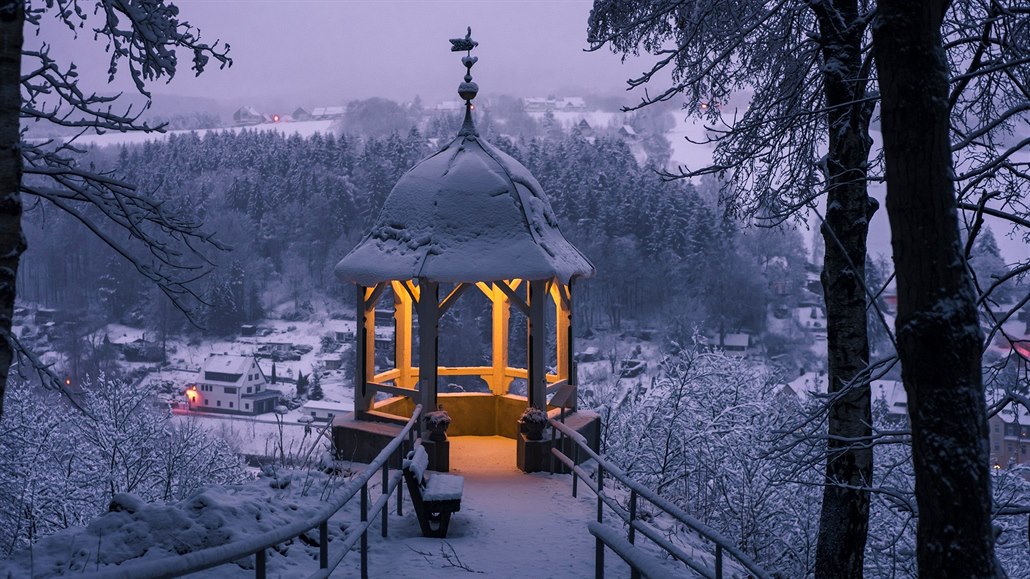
[594,348,820,577]
[0,376,246,555]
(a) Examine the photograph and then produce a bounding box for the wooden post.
[392,281,414,389]
[417,280,439,432]
[355,285,374,415]
[552,279,572,386]
[568,279,577,412]
[490,283,510,395]
[528,279,547,410]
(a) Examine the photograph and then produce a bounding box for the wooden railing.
[80,405,423,579]
[549,418,773,579]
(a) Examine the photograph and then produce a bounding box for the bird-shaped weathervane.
[450,27,479,105]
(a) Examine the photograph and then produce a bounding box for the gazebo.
[332,30,597,472]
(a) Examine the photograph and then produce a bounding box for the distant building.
[186,354,281,415]
[292,107,312,121]
[433,100,465,113]
[302,399,350,422]
[556,97,587,111]
[523,97,553,112]
[522,96,588,112]
[233,106,263,126]
[618,125,638,139]
[721,333,751,354]
[311,106,346,120]
[990,403,1030,471]
[319,354,344,371]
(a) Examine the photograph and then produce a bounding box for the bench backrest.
[404,445,429,484]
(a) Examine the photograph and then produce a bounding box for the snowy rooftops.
[201,354,255,376]
[335,121,594,285]
[302,400,350,413]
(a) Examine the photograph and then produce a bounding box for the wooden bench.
[402,444,464,538]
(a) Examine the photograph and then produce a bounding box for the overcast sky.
[37,0,639,109]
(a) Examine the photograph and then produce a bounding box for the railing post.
[397,445,404,516]
[550,421,557,474]
[628,489,637,544]
[715,544,723,579]
[255,548,266,579]
[319,520,328,569]
[382,464,389,537]
[361,482,369,579]
[572,444,579,498]
[629,489,639,579]
[596,464,604,579]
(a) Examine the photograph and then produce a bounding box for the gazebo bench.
[402,445,463,538]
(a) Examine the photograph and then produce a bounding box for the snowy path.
[342,436,677,578]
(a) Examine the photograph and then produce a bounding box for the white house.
[301,400,351,422]
[186,354,281,415]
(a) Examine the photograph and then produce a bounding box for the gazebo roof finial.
[450,26,479,136]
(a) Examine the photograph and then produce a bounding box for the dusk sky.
[36,0,641,109]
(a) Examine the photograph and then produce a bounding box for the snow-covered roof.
[302,400,350,412]
[335,116,595,285]
[201,354,255,376]
[722,333,750,348]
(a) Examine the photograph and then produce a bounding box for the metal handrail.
[80,405,423,579]
[549,417,773,579]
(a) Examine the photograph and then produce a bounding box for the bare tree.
[588,2,877,576]
[0,1,231,420]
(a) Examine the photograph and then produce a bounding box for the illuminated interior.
[353,277,575,421]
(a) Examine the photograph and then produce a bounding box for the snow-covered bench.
[402,445,463,538]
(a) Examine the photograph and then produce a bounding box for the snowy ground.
[63,119,336,148]
[0,437,695,578]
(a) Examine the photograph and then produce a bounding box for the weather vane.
[450,27,479,106]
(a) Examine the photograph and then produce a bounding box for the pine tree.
[295,371,308,398]
[309,372,324,401]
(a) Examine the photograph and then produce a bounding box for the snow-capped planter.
[424,408,452,442]
[518,407,549,441]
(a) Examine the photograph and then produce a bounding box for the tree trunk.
[812,3,875,578]
[873,2,1001,576]
[0,1,24,421]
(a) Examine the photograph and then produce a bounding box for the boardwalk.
[345,436,642,578]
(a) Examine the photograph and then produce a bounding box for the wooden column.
[355,284,375,415]
[567,279,577,412]
[552,280,570,382]
[392,281,414,389]
[527,279,547,410]
[490,283,510,395]
[416,280,440,426]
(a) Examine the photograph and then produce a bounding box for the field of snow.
[66,119,336,149]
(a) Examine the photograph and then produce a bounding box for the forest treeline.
[19,120,812,346]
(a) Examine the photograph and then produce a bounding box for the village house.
[301,399,351,422]
[990,403,1030,471]
[186,354,281,415]
[556,96,587,111]
[232,106,263,126]
[311,106,346,120]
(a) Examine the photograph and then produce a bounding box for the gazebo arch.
[332,30,596,472]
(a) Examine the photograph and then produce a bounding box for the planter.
[424,408,451,442]
[518,407,549,441]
